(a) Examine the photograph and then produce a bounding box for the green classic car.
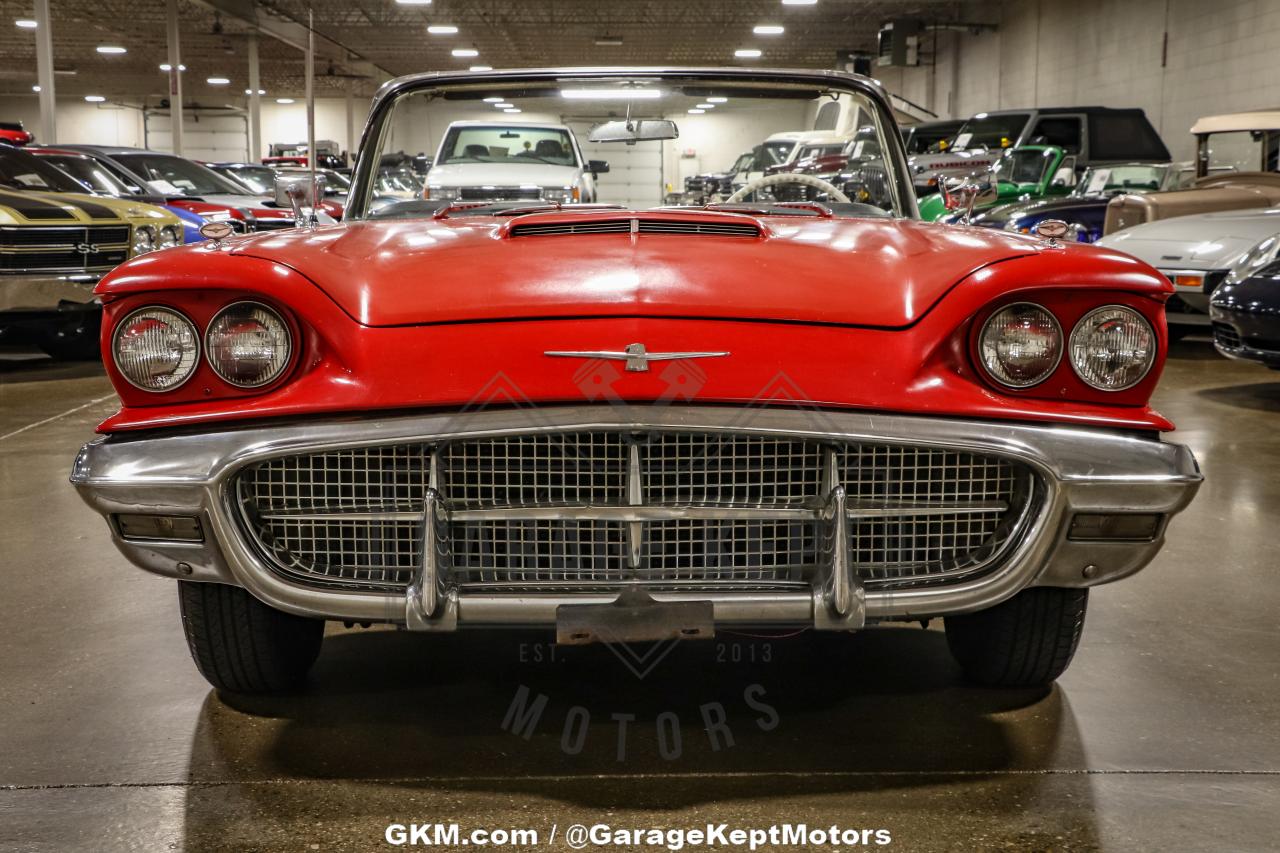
[918,145,1077,221]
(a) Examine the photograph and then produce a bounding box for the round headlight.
[978,303,1063,388]
[158,224,181,249]
[204,302,291,388]
[1069,305,1156,391]
[112,307,200,391]
[131,225,156,256]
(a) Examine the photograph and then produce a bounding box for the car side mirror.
[588,159,610,175]
[942,177,996,224]
[275,174,325,226]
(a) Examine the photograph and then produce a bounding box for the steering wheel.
[726,172,851,204]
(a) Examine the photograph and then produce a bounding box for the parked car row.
[726,101,1280,359]
[0,138,359,359]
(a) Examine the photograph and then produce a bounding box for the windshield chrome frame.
[346,67,918,221]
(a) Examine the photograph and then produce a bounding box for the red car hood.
[229,210,1040,328]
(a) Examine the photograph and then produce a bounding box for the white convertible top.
[1190,111,1280,135]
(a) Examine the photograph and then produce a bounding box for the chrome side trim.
[72,405,1201,627]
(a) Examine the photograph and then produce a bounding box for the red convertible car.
[71,69,1201,695]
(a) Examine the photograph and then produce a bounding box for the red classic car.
[70,69,1201,696]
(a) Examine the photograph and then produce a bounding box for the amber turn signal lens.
[204,302,292,388]
[1170,274,1204,289]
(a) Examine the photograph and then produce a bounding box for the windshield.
[115,153,247,196]
[438,125,578,167]
[762,140,795,164]
[0,148,84,193]
[1076,164,1169,195]
[361,75,903,217]
[1203,130,1280,174]
[952,113,1031,151]
[36,154,134,196]
[221,165,278,194]
[991,148,1055,185]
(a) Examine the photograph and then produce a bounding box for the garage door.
[144,110,248,162]
[567,118,664,209]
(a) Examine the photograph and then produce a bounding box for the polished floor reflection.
[0,338,1277,851]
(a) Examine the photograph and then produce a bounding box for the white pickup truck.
[425,121,607,204]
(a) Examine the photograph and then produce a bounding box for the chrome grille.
[440,432,626,508]
[640,433,822,506]
[461,186,541,201]
[0,224,129,273]
[234,429,1035,593]
[1212,322,1241,350]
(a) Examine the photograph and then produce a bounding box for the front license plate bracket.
[556,587,714,645]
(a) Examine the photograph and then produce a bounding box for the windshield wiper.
[433,201,625,219]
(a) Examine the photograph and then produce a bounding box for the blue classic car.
[968,163,1190,242]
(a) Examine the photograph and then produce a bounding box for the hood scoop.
[507,213,762,239]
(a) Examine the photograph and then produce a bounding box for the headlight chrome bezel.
[977,302,1064,389]
[1068,304,1157,392]
[111,306,201,392]
[203,300,294,389]
[131,224,157,256]
[158,224,182,249]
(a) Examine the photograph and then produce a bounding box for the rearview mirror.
[588,119,678,145]
[588,159,610,175]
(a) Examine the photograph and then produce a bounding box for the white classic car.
[425,121,607,204]
[1096,206,1280,335]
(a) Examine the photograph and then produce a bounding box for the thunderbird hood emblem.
[545,342,729,372]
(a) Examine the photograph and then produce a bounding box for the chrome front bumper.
[71,406,1201,630]
[0,273,101,313]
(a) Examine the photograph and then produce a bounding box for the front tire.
[945,587,1088,688]
[178,581,324,694]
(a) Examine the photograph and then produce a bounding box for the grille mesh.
[440,432,626,508]
[641,433,822,506]
[234,430,1033,593]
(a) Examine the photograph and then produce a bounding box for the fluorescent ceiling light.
[734,49,762,58]
[159,63,186,71]
[15,19,37,29]
[707,96,728,103]
[503,108,521,113]
[494,102,514,108]
[688,108,705,114]
[244,88,266,95]
[276,98,294,104]
[595,36,623,46]
[427,25,457,34]
[54,69,76,75]
[483,96,503,102]
[560,88,662,100]
[395,0,432,4]
[207,77,230,85]
[31,85,40,92]
[781,0,818,5]
[96,45,126,54]
[696,103,714,109]
[753,25,785,34]
[470,65,492,71]
[451,48,478,57]
[84,95,105,102]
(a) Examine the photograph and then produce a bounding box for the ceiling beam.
[186,0,387,81]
